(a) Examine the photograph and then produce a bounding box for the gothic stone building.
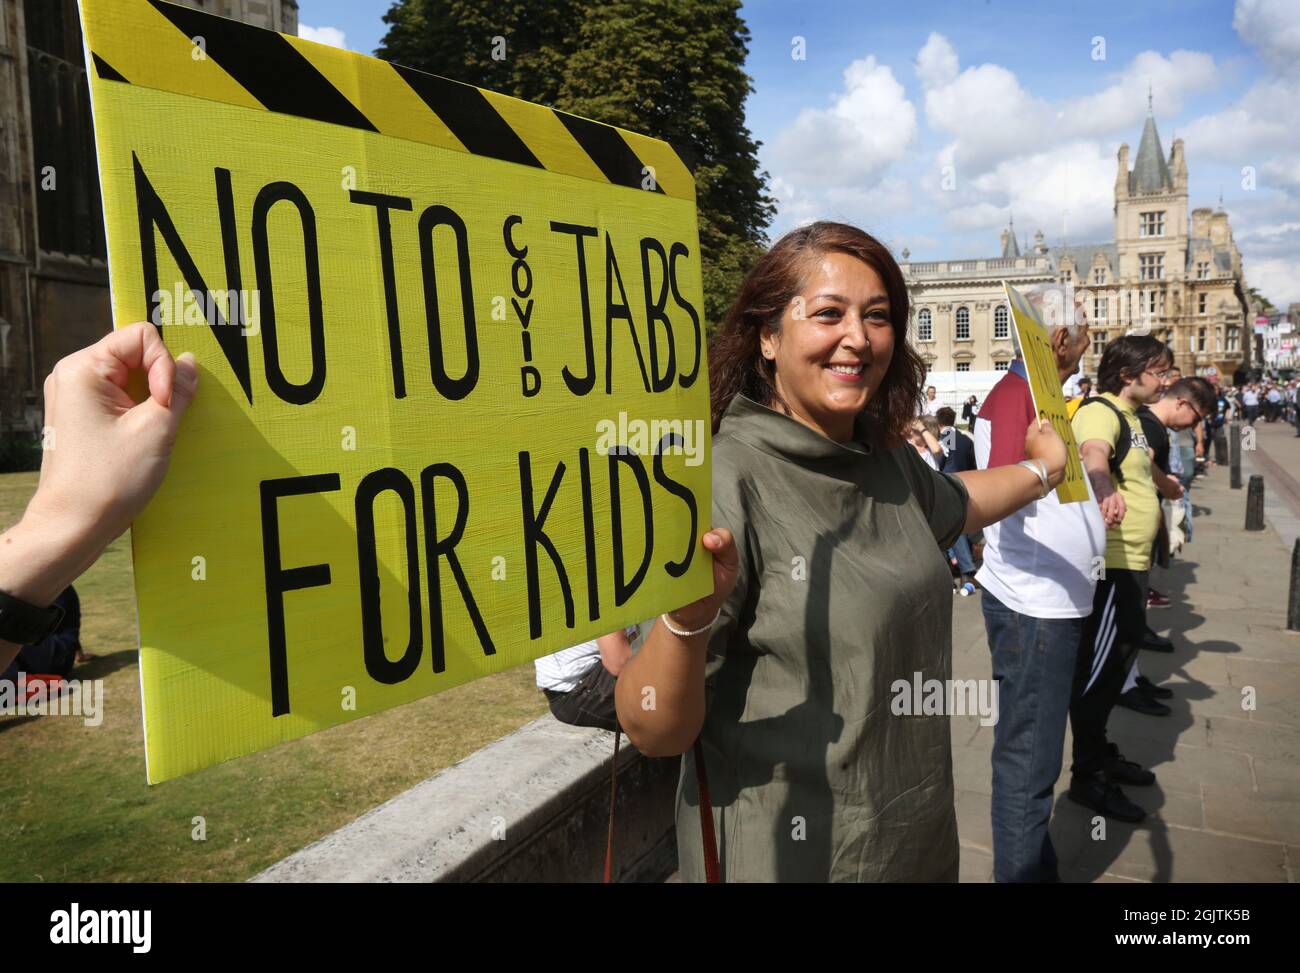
[903,110,1251,384]
[0,0,298,434]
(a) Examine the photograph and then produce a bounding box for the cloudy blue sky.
[297,0,1300,307]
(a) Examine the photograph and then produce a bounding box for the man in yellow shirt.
[1067,334,1172,823]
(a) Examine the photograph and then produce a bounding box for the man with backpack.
[1066,335,1171,823]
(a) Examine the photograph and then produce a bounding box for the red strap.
[693,737,721,883]
[603,730,620,883]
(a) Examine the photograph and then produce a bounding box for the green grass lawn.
[0,471,548,882]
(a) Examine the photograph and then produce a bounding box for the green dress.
[676,394,970,882]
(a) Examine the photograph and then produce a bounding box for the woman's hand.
[664,529,738,632]
[1023,417,1068,487]
[1,323,197,665]
[23,322,198,560]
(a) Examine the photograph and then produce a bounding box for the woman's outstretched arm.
[615,529,738,757]
[955,418,1069,534]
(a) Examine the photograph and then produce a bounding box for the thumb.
[168,352,199,418]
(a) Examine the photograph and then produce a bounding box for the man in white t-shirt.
[975,293,1106,882]
[919,385,941,416]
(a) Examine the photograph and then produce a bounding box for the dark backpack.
[1076,396,1131,484]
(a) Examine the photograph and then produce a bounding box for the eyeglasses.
[1181,399,1206,423]
[1145,367,1173,380]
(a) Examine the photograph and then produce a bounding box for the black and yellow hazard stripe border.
[78,0,695,202]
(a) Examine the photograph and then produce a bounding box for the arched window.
[955,306,971,340]
[917,308,933,341]
[993,305,1009,340]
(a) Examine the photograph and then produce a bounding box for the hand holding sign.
[0,324,197,646]
[1023,417,1068,489]
[1002,281,1090,504]
[28,323,199,565]
[665,528,738,633]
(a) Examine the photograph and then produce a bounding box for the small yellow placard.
[1001,282,1090,504]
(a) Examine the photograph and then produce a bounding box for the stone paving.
[952,419,1300,882]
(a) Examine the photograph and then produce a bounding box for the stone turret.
[1170,138,1187,193]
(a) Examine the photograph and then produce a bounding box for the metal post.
[1288,540,1300,632]
[1245,474,1265,531]
[1230,422,1242,489]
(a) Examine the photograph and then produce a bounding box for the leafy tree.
[377,0,578,108]
[1246,286,1275,315]
[377,0,773,329]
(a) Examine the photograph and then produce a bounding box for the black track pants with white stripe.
[1069,568,1148,777]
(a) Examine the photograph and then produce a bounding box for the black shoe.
[1117,688,1172,716]
[1136,674,1173,699]
[1104,744,1157,785]
[1140,631,1174,652]
[1068,775,1147,823]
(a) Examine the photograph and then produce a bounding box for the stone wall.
[253,717,682,884]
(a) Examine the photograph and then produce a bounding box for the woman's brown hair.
[708,221,924,443]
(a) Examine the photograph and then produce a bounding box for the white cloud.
[923,61,1051,172]
[1243,256,1300,307]
[1238,219,1300,241]
[915,33,959,90]
[769,56,916,189]
[299,24,348,50]
[922,42,1216,175]
[1234,0,1300,71]
[1182,74,1300,163]
[769,174,912,237]
[949,141,1116,242]
[1063,50,1218,136]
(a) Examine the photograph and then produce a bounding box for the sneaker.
[1117,688,1172,717]
[1105,744,1157,785]
[1068,775,1147,823]
[1139,630,1174,652]
[1136,674,1173,699]
[1146,590,1171,608]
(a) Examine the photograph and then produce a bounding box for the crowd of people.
[1225,378,1300,430]
[0,220,1263,885]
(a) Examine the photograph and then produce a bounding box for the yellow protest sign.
[1001,282,1090,504]
[80,0,712,783]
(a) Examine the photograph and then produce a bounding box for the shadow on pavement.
[1047,555,1244,882]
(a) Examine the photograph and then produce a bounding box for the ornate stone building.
[904,107,1251,385]
[0,0,298,435]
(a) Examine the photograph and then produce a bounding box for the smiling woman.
[615,221,1071,882]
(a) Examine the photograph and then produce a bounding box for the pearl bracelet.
[660,609,720,638]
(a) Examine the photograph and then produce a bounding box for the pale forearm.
[596,630,632,676]
[1153,466,1181,500]
[615,620,707,757]
[955,464,1045,533]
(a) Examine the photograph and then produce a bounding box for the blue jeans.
[982,590,1082,883]
[948,534,976,575]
